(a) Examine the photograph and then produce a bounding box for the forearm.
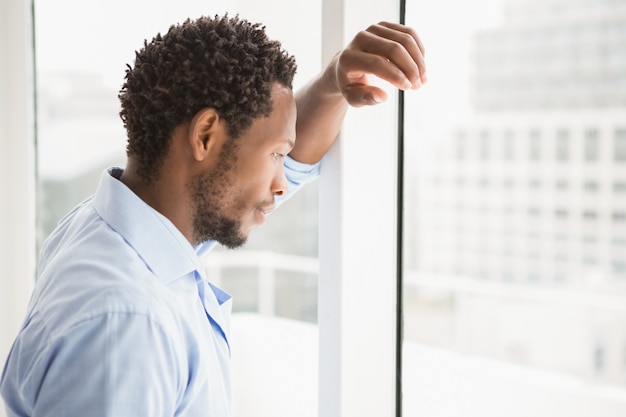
[290,55,348,164]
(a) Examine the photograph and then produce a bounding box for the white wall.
[0,2,36,415]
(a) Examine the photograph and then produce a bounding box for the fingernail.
[402,79,412,90]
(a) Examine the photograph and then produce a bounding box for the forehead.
[240,84,296,147]
[269,83,296,120]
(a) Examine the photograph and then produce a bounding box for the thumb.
[343,85,388,107]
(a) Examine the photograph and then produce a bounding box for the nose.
[271,166,289,197]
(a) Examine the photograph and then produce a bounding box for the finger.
[343,84,388,107]
[374,23,426,83]
[341,39,416,91]
[378,21,426,57]
[365,23,427,88]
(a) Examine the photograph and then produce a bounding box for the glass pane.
[34,1,321,416]
[403,0,626,416]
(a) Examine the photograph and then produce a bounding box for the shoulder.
[34,198,189,341]
[2,308,186,416]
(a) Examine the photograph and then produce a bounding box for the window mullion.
[318,1,401,416]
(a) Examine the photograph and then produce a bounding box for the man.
[1,14,426,417]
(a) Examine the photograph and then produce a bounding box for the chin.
[219,229,249,250]
[222,241,246,250]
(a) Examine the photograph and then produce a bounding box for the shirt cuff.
[284,155,321,187]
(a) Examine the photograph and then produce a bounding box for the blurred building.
[407,0,626,386]
[473,0,626,111]
[36,71,127,247]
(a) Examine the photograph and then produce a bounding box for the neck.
[119,161,195,244]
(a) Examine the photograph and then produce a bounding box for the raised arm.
[289,21,427,164]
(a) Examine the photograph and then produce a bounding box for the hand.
[330,21,426,107]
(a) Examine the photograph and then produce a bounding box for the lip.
[255,204,276,226]
[259,204,276,216]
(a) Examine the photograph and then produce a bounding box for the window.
[584,128,600,162]
[583,210,599,220]
[614,128,626,162]
[556,179,569,190]
[594,342,606,374]
[404,1,626,416]
[556,128,570,161]
[555,208,569,218]
[503,129,515,160]
[584,180,600,192]
[613,211,626,222]
[529,129,542,160]
[615,181,626,193]
[33,1,327,416]
[479,130,490,160]
[455,129,467,160]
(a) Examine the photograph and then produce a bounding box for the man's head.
[187,83,296,247]
[119,14,297,184]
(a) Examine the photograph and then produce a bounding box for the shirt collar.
[93,167,208,284]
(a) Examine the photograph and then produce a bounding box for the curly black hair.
[118,14,297,184]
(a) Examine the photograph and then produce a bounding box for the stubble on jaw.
[188,139,248,249]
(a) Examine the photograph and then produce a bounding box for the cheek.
[238,163,273,190]
[235,179,264,203]
[226,178,259,211]
[226,157,277,206]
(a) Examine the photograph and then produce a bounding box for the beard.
[188,142,248,249]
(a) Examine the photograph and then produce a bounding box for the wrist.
[320,52,345,98]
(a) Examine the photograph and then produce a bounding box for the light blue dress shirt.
[0,156,319,417]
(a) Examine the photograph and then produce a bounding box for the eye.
[272,152,286,160]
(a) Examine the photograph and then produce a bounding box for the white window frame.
[0,2,37,416]
[319,1,401,416]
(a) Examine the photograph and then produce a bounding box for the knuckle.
[356,29,370,40]
[350,30,371,48]
[388,40,405,55]
[337,50,354,66]
[399,32,414,45]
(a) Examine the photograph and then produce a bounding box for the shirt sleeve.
[276,155,321,207]
[9,312,183,417]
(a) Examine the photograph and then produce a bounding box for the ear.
[188,107,226,162]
